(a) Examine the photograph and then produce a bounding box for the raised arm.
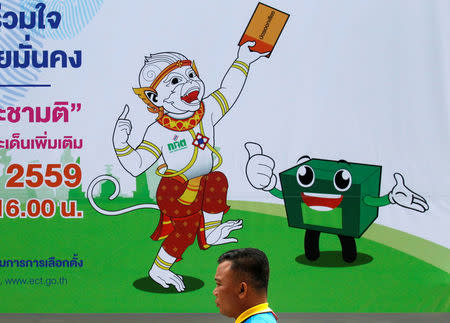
[210,41,268,124]
[113,105,161,177]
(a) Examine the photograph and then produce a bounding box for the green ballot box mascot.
[244,142,429,263]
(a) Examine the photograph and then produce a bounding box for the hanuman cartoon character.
[111,42,267,291]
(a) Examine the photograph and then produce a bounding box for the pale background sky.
[5,0,450,247]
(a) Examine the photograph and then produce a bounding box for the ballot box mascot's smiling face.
[138,52,205,118]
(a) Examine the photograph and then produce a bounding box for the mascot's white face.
[156,65,205,117]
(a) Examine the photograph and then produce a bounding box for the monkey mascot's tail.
[87,175,159,216]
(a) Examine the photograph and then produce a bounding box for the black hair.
[218,248,269,292]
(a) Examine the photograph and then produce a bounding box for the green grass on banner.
[0,200,448,312]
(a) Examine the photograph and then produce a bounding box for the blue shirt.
[244,312,277,322]
[235,303,277,323]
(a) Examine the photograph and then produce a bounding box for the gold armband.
[115,145,133,157]
[231,60,249,76]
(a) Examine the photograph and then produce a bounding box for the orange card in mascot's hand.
[239,2,290,57]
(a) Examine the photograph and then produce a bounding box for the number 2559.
[6,163,81,189]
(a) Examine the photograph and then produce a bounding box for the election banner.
[0,0,449,314]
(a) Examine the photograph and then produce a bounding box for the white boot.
[204,211,224,233]
[148,247,185,292]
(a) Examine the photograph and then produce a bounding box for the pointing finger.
[119,104,130,119]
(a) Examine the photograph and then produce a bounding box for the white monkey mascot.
[88,42,268,292]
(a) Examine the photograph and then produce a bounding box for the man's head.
[133,52,205,119]
[213,248,270,318]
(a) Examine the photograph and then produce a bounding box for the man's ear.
[238,282,248,299]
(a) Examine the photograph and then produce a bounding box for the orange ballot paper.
[239,2,290,56]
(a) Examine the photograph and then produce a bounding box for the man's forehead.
[216,261,233,278]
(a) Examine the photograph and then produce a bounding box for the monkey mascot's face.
[155,65,205,118]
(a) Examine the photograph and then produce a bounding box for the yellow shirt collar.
[235,303,274,323]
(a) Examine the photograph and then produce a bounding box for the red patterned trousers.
[150,171,230,260]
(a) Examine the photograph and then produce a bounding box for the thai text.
[168,139,187,152]
[0,132,83,150]
[259,10,275,40]
[0,254,83,268]
[0,101,81,123]
[0,3,60,30]
[0,3,82,69]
